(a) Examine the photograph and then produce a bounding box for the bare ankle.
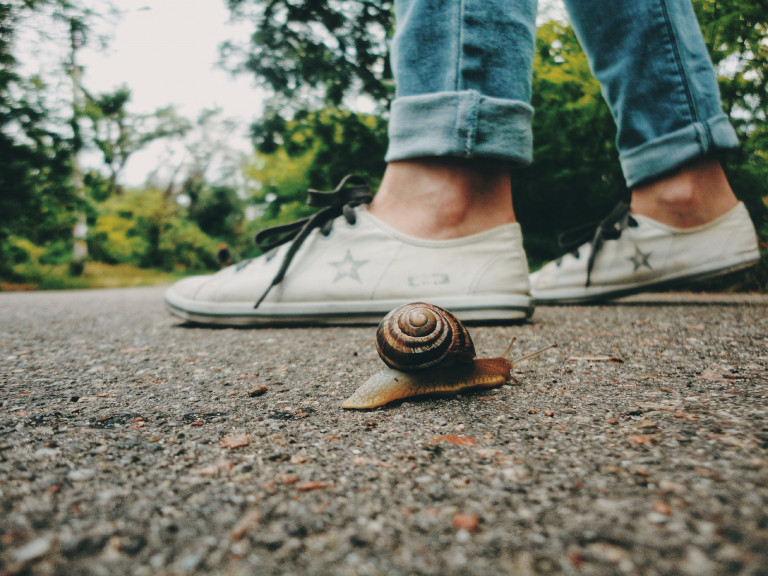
[370,158,516,239]
[630,158,738,228]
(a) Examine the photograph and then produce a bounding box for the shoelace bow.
[253,174,373,308]
[556,201,636,287]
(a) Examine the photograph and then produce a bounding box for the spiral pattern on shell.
[375,303,476,371]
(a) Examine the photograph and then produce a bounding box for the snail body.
[342,303,555,410]
[341,357,514,410]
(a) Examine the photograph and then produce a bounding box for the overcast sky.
[82,1,259,119]
[73,0,262,185]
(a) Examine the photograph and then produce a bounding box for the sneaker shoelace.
[253,174,373,308]
[556,201,637,287]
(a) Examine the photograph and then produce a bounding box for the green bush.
[89,189,220,272]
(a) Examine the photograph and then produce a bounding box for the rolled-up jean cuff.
[620,114,739,188]
[385,90,534,165]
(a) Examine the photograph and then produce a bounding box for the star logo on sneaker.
[329,249,368,283]
[629,245,652,272]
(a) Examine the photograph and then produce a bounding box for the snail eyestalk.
[510,343,558,369]
[502,337,517,359]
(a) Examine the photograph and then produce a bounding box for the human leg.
[385,0,536,164]
[530,0,759,303]
[630,158,737,228]
[371,0,536,238]
[370,158,516,239]
[165,0,539,325]
[566,0,742,226]
[564,0,738,189]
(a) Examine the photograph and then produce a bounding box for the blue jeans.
[385,0,739,188]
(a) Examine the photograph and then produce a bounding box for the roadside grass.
[2,262,190,292]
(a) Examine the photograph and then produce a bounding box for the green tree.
[89,189,219,272]
[189,185,245,243]
[223,0,392,197]
[242,107,387,240]
[223,0,393,114]
[58,0,116,273]
[0,0,118,281]
[0,1,79,281]
[3,1,242,284]
[84,86,190,196]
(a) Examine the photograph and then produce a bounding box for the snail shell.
[376,302,475,371]
[342,302,556,410]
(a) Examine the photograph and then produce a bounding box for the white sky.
[80,0,263,185]
[82,0,259,118]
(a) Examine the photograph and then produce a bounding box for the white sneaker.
[530,202,760,303]
[164,181,533,326]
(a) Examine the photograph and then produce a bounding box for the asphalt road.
[1,286,767,575]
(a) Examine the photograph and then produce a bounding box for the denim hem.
[385,90,534,165]
[620,113,739,188]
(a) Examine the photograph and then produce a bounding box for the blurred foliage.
[188,184,246,248]
[3,236,184,291]
[244,107,387,235]
[223,0,393,233]
[3,236,88,290]
[84,86,190,196]
[0,1,232,288]
[88,190,219,272]
[223,0,393,115]
[0,2,80,283]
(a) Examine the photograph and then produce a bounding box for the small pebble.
[67,469,96,482]
[248,385,269,397]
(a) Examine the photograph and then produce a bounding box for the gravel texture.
[1,286,767,575]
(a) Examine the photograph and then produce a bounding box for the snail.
[342,302,556,410]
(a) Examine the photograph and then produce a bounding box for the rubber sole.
[164,291,535,327]
[532,256,760,305]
